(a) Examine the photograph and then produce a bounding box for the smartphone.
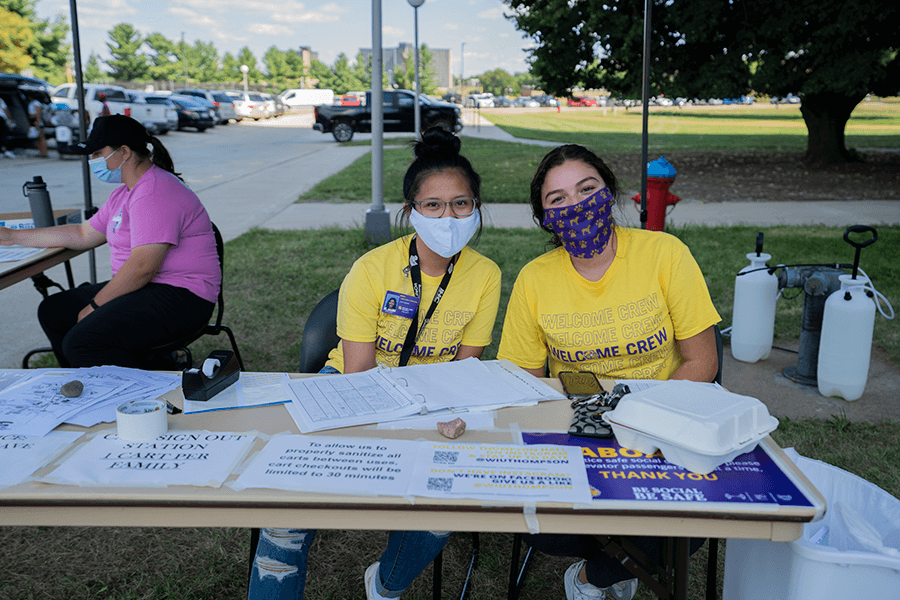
[558,371,603,398]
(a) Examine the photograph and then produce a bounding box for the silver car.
[211,92,239,123]
[225,90,268,121]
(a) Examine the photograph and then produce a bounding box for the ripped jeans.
[247,528,450,599]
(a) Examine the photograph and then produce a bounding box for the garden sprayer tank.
[818,226,894,401]
[731,233,778,363]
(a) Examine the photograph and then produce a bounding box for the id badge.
[382,291,419,319]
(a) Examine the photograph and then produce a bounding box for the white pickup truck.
[51,84,174,135]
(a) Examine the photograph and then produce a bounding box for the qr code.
[427,477,453,492]
[433,451,459,465]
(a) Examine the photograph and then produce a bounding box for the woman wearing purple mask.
[497,144,719,600]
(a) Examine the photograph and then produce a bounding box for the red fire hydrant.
[631,155,681,231]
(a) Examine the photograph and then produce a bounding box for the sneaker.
[564,561,638,600]
[365,562,389,600]
[564,561,605,599]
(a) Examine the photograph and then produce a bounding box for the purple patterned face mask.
[542,186,616,259]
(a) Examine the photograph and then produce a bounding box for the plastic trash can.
[723,449,900,600]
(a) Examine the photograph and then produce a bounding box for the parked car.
[567,96,597,107]
[535,94,559,107]
[176,89,220,126]
[313,89,462,142]
[124,91,177,135]
[514,96,541,108]
[280,88,334,108]
[334,94,362,107]
[169,95,216,131]
[52,83,133,123]
[140,94,180,132]
[211,91,239,123]
[770,93,800,104]
[225,90,268,120]
[464,93,494,108]
[493,96,514,108]
[0,72,56,151]
[263,93,285,117]
[442,92,462,105]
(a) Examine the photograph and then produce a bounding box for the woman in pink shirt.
[0,115,220,368]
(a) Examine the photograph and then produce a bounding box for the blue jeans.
[247,529,450,599]
[247,365,450,599]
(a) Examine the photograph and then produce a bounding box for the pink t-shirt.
[89,165,221,303]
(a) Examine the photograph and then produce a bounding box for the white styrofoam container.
[602,381,779,474]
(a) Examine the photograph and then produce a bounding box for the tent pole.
[639,0,652,230]
[68,0,96,282]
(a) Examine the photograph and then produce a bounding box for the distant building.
[360,43,452,90]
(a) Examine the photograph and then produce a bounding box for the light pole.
[240,64,249,93]
[407,0,425,139]
[460,42,465,97]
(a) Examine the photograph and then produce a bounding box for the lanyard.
[398,235,458,367]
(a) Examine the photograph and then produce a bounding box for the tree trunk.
[799,93,866,167]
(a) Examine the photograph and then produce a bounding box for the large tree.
[106,23,148,81]
[145,33,181,81]
[1,0,69,82]
[0,5,34,72]
[505,0,900,166]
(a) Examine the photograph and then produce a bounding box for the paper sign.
[0,431,84,489]
[233,435,418,496]
[522,432,814,507]
[42,430,255,487]
[407,442,592,504]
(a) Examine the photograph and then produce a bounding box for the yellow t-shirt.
[497,226,720,379]
[325,234,502,372]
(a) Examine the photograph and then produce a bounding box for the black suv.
[0,73,55,150]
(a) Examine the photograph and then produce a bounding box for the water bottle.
[731,234,778,363]
[23,176,55,228]
[817,275,875,401]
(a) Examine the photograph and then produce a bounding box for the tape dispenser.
[182,350,240,401]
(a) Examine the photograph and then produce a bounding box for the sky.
[34,0,535,79]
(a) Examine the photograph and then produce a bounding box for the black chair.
[144,222,244,371]
[297,288,341,373]
[248,288,480,600]
[508,324,726,600]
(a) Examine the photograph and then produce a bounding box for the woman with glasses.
[248,127,501,600]
[497,144,719,600]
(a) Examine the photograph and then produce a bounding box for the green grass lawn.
[484,102,900,153]
[300,102,900,204]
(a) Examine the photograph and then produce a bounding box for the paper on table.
[0,430,84,489]
[408,442,592,504]
[0,246,43,263]
[184,372,291,414]
[42,430,256,487]
[0,370,130,436]
[65,367,181,427]
[283,370,421,433]
[232,434,418,496]
[388,358,562,413]
[0,370,36,393]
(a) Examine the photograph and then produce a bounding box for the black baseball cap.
[70,114,150,155]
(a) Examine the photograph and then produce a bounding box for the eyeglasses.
[412,197,478,219]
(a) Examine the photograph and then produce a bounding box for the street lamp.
[240,64,249,93]
[407,0,425,139]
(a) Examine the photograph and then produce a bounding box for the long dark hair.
[530,144,619,247]
[396,127,483,242]
[116,127,183,181]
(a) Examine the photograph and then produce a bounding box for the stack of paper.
[282,359,563,433]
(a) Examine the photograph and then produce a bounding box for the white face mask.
[409,208,481,258]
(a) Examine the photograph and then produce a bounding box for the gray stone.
[60,380,83,398]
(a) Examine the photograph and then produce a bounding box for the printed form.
[283,371,421,433]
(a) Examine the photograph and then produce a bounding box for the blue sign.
[522,432,813,507]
